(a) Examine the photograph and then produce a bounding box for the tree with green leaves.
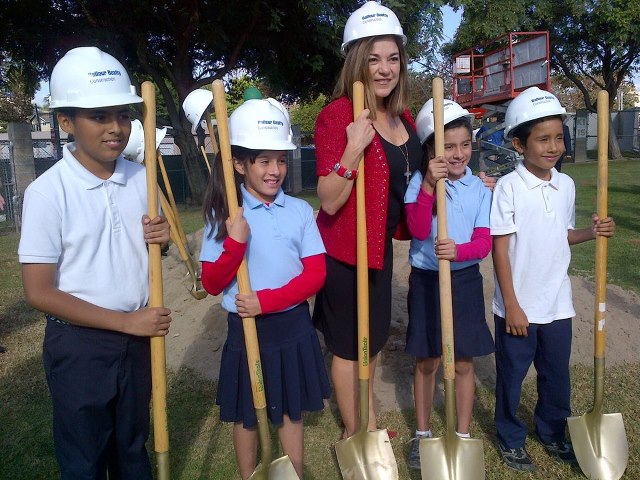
[552,75,639,113]
[449,0,640,158]
[0,56,38,131]
[1,0,445,200]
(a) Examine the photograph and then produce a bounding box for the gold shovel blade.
[248,455,299,480]
[419,436,485,480]
[568,412,628,480]
[335,429,398,480]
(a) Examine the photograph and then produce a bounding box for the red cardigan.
[315,96,416,270]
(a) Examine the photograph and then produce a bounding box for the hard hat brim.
[50,93,143,110]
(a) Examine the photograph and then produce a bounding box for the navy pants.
[43,317,152,480]
[494,315,572,449]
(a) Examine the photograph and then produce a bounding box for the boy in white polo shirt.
[491,87,615,472]
[18,47,171,479]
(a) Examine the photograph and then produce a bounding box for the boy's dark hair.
[420,116,472,177]
[511,114,563,146]
[202,146,262,241]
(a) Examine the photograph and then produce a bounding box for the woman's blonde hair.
[332,35,409,120]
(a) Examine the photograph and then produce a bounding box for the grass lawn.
[1,159,638,479]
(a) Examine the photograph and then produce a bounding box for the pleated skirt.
[216,302,331,429]
[406,264,495,358]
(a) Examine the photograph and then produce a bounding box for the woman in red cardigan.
[312,1,422,439]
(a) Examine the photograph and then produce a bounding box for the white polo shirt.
[18,143,150,312]
[200,184,325,313]
[490,161,576,324]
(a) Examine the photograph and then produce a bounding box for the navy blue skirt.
[216,302,331,429]
[406,264,495,358]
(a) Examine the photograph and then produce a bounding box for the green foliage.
[289,94,327,134]
[0,61,36,124]
[450,0,640,112]
[553,75,640,112]
[0,1,445,201]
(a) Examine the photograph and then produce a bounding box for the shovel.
[567,90,628,480]
[419,77,485,480]
[334,81,398,480]
[158,191,207,300]
[211,79,299,480]
[142,81,170,480]
[200,145,212,174]
[158,153,190,253]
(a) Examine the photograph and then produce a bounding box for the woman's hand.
[477,171,497,192]
[343,109,375,169]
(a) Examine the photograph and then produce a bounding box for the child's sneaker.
[407,433,431,470]
[498,443,536,472]
[541,439,578,464]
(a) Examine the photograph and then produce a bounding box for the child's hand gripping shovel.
[419,77,485,480]
[567,90,628,480]
[211,79,299,480]
[142,81,171,480]
[334,81,399,480]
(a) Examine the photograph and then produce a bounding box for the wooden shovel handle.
[158,154,189,249]
[212,80,266,410]
[595,90,609,359]
[205,115,220,156]
[199,145,212,174]
[142,82,170,463]
[432,78,455,381]
[353,81,370,381]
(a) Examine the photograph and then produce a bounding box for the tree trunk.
[608,127,622,159]
[608,112,623,160]
[172,122,210,204]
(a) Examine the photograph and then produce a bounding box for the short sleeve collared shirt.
[18,143,150,312]
[490,161,576,323]
[200,185,325,313]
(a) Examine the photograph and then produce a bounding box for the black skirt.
[313,241,394,361]
[405,264,495,358]
[216,302,331,429]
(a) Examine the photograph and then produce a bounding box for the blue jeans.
[494,315,572,448]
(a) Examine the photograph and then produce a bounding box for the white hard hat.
[229,98,296,151]
[182,89,213,134]
[341,1,406,54]
[504,86,566,139]
[123,119,167,163]
[415,98,474,145]
[49,47,142,109]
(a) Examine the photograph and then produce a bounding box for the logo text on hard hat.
[361,12,389,23]
[257,120,284,126]
[530,95,554,104]
[88,70,123,77]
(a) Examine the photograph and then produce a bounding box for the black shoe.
[498,443,536,472]
[0,345,5,353]
[541,439,577,464]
